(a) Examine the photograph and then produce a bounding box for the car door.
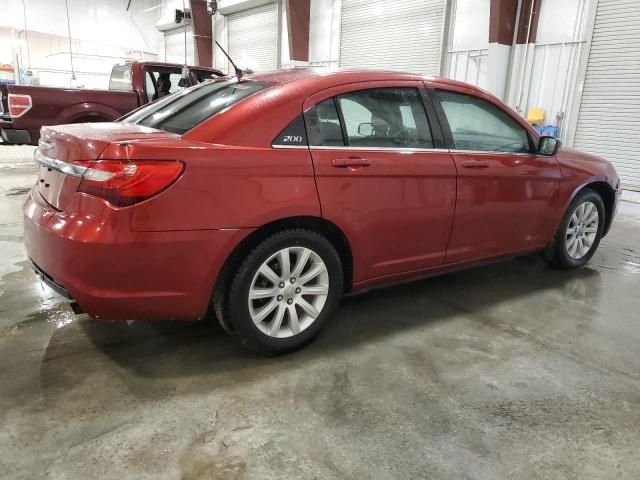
[303,81,457,284]
[429,87,562,263]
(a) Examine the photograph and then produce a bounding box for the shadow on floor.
[34,255,602,387]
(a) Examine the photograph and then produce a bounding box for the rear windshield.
[109,65,133,91]
[121,79,272,134]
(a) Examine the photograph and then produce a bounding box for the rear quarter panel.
[97,140,321,231]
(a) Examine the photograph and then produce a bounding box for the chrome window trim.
[309,146,450,153]
[450,149,537,157]
[273,145,538,156]
[34,150,88,177]
[271,144,308,150]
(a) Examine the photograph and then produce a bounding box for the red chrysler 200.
[24,69,621,354]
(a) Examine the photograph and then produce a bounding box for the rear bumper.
[31,260,72,299]
[1,126,33,145]
[23,189,252,320]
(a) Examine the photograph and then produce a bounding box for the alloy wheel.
[566,201,600,260]
[248,247,329,338]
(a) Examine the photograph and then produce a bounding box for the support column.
[190,0,213,67]
[488,0,519,100]
[285,0,310,61]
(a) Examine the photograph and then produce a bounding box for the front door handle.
[331,158,371,168]
[461,160,491,169]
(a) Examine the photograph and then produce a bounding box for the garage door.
[227,3,279,73]
[165,26,194,65]
[573,0,640,191]
[339,0,446,75]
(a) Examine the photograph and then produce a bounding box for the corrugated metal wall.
[164,26,194,64]
[573,0,640,191]
[339,0,446,75]
[227,3,279,73]
[522,41,585,139]
[444,49,489,89]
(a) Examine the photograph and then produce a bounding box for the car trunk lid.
[36,123,178,211]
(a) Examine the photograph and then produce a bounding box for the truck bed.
[1,84,141,145]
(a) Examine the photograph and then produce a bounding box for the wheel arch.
[214,216,354,304]
[578,181,616,237]
[68,113,112,123]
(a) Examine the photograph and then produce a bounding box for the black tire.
[546,189,605,270]
[219,229,343,355]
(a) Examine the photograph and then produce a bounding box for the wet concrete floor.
[1,145,639,479]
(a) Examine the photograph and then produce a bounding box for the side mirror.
[177,76,191,88]
[539,136,560,156]
[358,122,374,137]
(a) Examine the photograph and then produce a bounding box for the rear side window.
[122,80,272,134]
[109,65,132,91]
[434,90,532,153]
[304,99,344,147]
[336,88,434,149]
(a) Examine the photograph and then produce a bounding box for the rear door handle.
[331,158,371,168]
[461,160,491,169]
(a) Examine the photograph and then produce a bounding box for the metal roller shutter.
[339,0,446,75]
[165,26,194,64]
[227,3,279,74]
[573,0,640,191]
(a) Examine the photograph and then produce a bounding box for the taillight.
[8,93,32,118]
[76,160,184,207]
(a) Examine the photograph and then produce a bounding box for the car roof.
[245,68,487,96]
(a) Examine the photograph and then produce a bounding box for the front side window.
[336,88,434,149]
[434,90,532,153]
[121,80,272,134]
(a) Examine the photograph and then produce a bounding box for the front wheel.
[222,229,343,355]
[546,189,605,270]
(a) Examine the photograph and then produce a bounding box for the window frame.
[334,87,436,149]
[428,88,537,155]
[283,85,443,151]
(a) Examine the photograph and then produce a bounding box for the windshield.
[121,79,272,134]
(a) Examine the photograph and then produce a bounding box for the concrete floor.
[1,144,639,480]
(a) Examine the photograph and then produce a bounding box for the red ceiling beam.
[286,0,310,62]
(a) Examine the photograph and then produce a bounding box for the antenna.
[215,41,245,78]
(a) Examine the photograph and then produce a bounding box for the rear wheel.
[220,229,343,355]
[546,189,605,270]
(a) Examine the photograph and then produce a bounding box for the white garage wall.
[0,0,162,89]
[510,0,591,141]
[443,0,490,90]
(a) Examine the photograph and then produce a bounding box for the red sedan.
[24,69,621,354]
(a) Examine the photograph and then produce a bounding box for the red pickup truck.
[0,61,223,145]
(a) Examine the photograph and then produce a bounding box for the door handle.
[461,160,491,169]
[331,158,371,168]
